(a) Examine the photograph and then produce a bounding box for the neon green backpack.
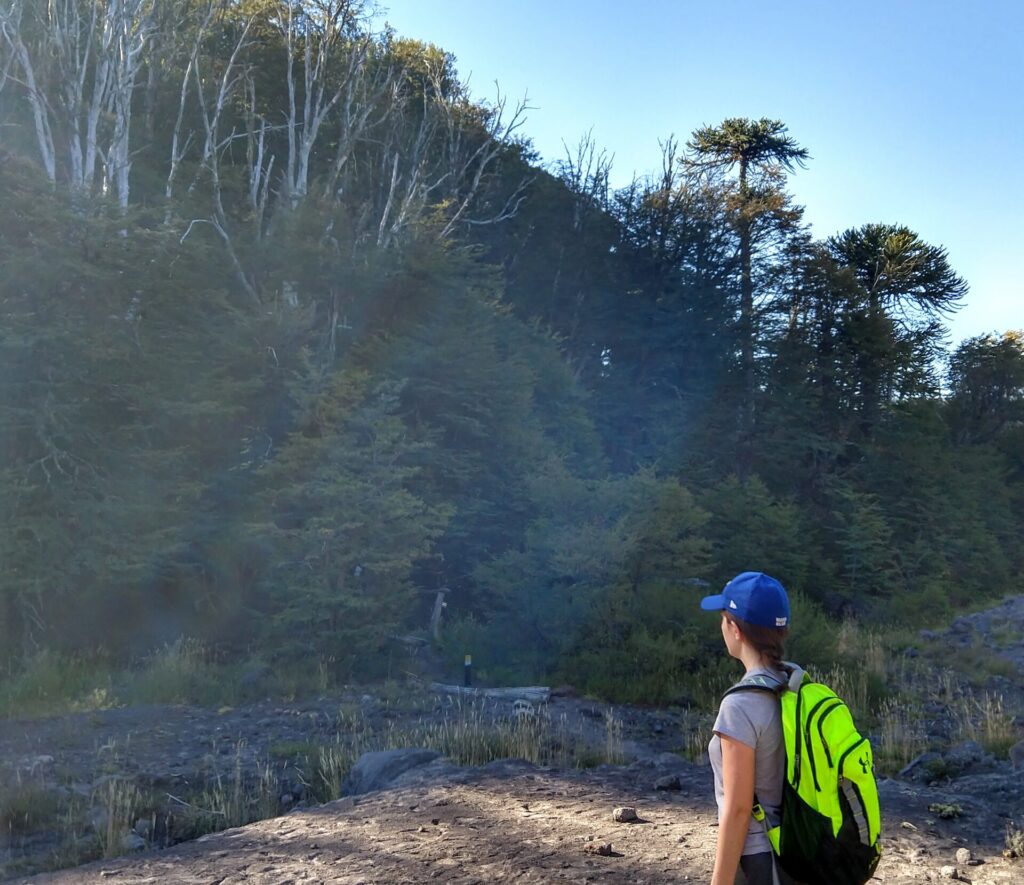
[725,666,882,885]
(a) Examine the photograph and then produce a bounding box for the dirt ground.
[9,758,1021,885]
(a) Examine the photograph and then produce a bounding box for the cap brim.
[700,593,726,611]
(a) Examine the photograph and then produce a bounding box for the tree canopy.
[0,3,1019,700]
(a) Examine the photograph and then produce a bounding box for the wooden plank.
[429,683,551,703]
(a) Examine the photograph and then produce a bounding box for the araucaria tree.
[687,118,809,457]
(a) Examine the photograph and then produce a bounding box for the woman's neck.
[739,646,772,674]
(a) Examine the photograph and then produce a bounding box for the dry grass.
[1006,821,1024,859]
[683,723,712,766]
[94,778,141,859]
[875,696,926,775]
[950,691,1018,759]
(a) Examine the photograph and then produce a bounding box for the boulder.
[341,748,441,796]
[655,774,682,791]
[943,740,994,776]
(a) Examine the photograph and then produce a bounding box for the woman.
[700,571,800,885]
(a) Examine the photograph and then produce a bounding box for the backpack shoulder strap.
[722,670,788,700]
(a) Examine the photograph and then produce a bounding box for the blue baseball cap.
[700,571,790,628]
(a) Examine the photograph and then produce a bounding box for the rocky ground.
[2,687,1022,884]
[2,597,1024,883]
[6,752,1024,884]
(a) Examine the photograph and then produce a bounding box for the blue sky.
[378,0,1022,345]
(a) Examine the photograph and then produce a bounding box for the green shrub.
[0,651,115,718]
[561,621,703,705]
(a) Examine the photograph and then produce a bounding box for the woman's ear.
[724,614,741,643]
[726,618,743,643]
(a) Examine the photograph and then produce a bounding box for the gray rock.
[655,774,681,791]
[899,751,942,781]
[122,832,146,852]
[390,756,463,789]
[954,847,972,865]
[612,806,638,822]
[943,740,994,776]
[939,865,959,879]
[341,748,441,796]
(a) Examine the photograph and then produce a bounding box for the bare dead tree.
[1,1,58,182]
[276,0,375,208]
[244,72,276,233]
[375,83,444,248]
[369,51,532,249]
[320,40,399,202]
[0,12,15,98]
[1,0,153,204]
[105,0,153,208]
[437,86,530,240]
[557,129,613,232]
[165,1,220,212]
[141,0,201,145]
[179,11,260,302]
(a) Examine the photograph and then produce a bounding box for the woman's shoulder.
[718,677,782,717]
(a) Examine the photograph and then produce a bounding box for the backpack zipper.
[793,684,805,787]
[837,736,869,778]
[803,693,840,791]
[815,699,845,768]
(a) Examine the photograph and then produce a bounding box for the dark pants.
[735,852,797,885]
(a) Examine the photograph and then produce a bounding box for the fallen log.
[429,683,550,703]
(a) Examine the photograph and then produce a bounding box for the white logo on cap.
[729,600,738,609]
[776,617,788,626]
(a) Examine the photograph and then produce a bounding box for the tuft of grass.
[0,778,61,833]
[303,741,357,804]
[267,740,318,761]
[170,743,281,839]
[94,778,141,858]
[604,709,625,766]
[123,638,222,706]
[924,637,1018,686]
[1005,821,1024,859]
[683,723,713,766]
[0,650,116,718]
[875,696,926,776]
[950,690,1018,759]
[990,624,1023,649]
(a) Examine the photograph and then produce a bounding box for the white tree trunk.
[1,0,152,204]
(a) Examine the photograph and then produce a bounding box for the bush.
[0,650,115,718]
[122,639,229,706]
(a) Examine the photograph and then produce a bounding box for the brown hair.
[724,612,788,670]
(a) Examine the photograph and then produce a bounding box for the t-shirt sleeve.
[713,694,758,749]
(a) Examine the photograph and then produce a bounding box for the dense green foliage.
[1,1,1021,702]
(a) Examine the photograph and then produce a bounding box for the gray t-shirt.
[708,667,786,856]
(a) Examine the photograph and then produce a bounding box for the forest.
[1,0,1022,704]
